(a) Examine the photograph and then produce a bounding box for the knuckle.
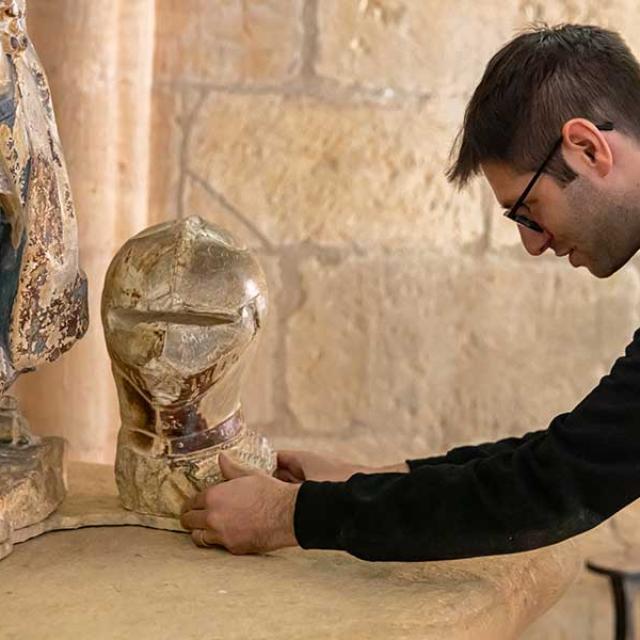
[218,526,237,552]
[204,487,218,506]
[204,511,217,530]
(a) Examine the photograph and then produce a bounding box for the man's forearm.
[294,329,640,561]
[405,430,549,471]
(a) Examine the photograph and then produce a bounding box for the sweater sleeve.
[294,328,640,562]
[405,429,552,470]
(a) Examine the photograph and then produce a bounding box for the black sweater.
[293,328,640,561]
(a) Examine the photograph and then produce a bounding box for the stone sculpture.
[102,216,275,517]
[0,0,88,549]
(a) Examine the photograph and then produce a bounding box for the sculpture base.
[0,436,67,559]
[1,461,184,561]
[115,428,276,517]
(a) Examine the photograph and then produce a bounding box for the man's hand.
[180,453,299,554]
[275,450,409,483]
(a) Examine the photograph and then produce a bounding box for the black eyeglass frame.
[504,121,615,233]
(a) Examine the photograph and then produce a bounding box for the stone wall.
[17,1,640,638]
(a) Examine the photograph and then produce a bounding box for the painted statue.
[0,0,88,546]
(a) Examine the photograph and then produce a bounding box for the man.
[181,24,640,560]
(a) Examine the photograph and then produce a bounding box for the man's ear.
[561,118,613,178]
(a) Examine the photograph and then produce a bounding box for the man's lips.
[551,241,573,258]
[540,238,553,253]
[540,235,577,262]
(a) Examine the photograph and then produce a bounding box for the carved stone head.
[102,216,274,516]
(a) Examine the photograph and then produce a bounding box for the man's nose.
[518,225,552,256]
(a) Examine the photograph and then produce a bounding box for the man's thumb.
[219,452,254,480]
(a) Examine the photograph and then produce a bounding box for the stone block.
[542,508,640,640]
[521,570,611,640]
[188,93,485,250]
[315,0,520,94]
[602,497,640,548]
[149,85,183,225]
[149,86,209,226]
[285,253,639,450]
[315,1,640,94]
[241,253,280,428]
[272,432,434,469]
[182,170,270,250]
[486,195,523,251]
[518,1,640,46]
[154,0,304,85]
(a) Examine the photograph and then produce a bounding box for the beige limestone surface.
[155,0,304,86]
[1,462,579,640]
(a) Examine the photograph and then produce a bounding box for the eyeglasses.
[504,121,615,234]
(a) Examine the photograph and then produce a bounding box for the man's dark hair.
[447,24,640,187]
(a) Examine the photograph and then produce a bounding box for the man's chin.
[587,266,611,279]
[569,251,602,277]
[581,256,626,279]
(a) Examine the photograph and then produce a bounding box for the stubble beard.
[564,179,640,278]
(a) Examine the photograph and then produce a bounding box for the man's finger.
[180,509,208,531]
[276,450,305,479]
[191,528,221,548]
[219,452,256,480]
[274,468,302,483]
[181,490,207,514]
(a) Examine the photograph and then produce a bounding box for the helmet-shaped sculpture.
[102,216,275,517]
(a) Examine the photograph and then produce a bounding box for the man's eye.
[509,203,532,218]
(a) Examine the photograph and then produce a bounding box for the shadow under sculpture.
[0,0,88,557]
[102,216,276,517]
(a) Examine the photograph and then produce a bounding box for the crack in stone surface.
[176,89,209,220]
[301,0,320,78]
[154,77,432,108]
[185,170,273,250]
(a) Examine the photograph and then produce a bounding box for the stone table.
[0,462,580,640]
